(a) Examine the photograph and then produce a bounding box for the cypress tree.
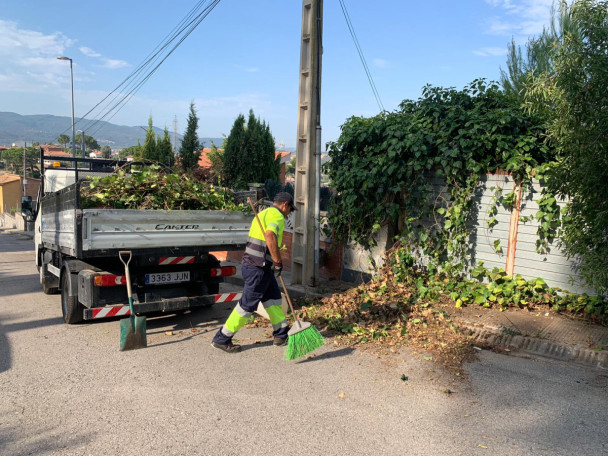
[223,114,246,188]
[179,102,201,171]
[141,116,158,161]
[222,109,279,189]
[157,127,173,165]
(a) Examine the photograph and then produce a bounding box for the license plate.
[145,271,190,285]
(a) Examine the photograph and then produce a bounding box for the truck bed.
[39,180,252,257]
[41,208,251,252]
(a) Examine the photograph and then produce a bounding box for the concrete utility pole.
[291,0,323,286]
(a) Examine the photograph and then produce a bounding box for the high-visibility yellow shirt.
[242,206,285,268]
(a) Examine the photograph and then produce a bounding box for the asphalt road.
[1,231,607,456]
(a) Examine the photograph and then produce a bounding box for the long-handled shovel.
[247,199,324,360]
[119,251,147,351]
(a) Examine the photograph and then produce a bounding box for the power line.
[338,0,385,112]
[88,0,222,136]
[63,0,222,138]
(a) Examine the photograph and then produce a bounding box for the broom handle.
[247,198,300,323]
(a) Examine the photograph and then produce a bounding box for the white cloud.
[474,46,508,57]
[0,20,75,93]
[372,58,389,68]
[101,58,129,69]
[483,0,554,37]
[80,46,128,69]
[80,46,101,58]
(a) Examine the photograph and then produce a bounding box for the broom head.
[285,321,324,360]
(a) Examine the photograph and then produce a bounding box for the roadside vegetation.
[293,0,608,368]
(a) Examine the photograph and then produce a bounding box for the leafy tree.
[119,144,141,160]
[101,145,112,159]
[2,146,39,175]
[286,156,296,176]
[179,102,201,171]
[223,109,280,189]
[157,127,174,165]
[206,141,225,184]
[141,116,158,161]
[74,133,100,155]
[527,0,608,293]
[326,79,550,259]
[57,134,70,149]
[500,1,580,100]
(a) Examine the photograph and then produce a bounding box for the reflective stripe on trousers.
[262,298,288,334]
[216,298,289,342]
[219,302,251,338]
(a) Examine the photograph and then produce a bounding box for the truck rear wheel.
[61,273,84,324]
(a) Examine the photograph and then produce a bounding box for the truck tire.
[40,264,59,295]
[61,273,84,324]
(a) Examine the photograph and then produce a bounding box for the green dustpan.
[119,251,147,351]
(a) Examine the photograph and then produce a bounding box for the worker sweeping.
[211,192,296,353]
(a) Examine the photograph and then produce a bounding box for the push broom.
[248,199,324,360]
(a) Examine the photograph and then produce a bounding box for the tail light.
[94,274,127,287]
[210,266,237,277]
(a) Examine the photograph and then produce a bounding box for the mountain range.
[0,112,223,150]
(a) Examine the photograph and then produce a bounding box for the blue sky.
[0,0,556,149]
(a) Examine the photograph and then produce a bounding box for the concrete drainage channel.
[465,326,608,370]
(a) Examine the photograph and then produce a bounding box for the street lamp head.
[57,56,72,62]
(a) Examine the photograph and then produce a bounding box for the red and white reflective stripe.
[89,293,242,319]
[214,292,242,303]
[159,256,195,265]
[90,306,131,319]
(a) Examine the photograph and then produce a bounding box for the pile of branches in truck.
[80,166,245,211]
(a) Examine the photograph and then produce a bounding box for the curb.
[1,229,34,239]
[464,325,608,370]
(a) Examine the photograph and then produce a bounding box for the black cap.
[274,192,297,211]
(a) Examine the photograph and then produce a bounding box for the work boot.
[211,341,242,353]
[273,337,288,346]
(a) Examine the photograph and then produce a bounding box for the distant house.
[41,144,66,156]
[197,148,291,184]
[0,174,22,213]
[0,173,41,213]
[197,148,215,169]
[276,151,291,184]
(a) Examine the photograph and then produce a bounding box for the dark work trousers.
[213,265,289,345]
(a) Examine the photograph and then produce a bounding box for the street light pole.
[77,129,86,158]
[57,56,76,162]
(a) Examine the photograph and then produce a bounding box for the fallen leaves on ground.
[292,263,478,373]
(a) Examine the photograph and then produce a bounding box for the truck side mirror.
[21,196,33,218]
